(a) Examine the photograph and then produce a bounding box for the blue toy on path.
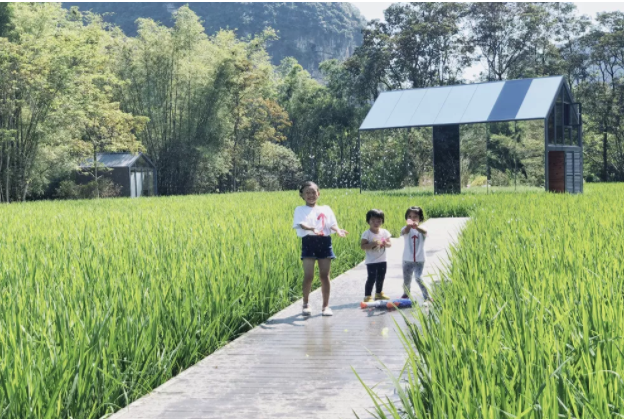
[360,298,412,310]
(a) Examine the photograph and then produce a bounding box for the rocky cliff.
[62,2,365,78]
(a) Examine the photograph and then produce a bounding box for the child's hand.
[314,229,324,236]
[337,229,348,238]
[407,219,418,228]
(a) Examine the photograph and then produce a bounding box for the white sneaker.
[321,307,333,316]
[302,304,312,316]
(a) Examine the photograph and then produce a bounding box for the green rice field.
[367,183,624,418]
[1,184,623,417]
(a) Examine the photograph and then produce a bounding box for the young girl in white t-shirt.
[292,181,348,317]
[400,206,430,302]
[360,209,392,302]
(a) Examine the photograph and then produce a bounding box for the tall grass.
[0,189,474,418]
[365,183,624,418]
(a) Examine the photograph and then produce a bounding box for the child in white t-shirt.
[400,206,430,302]
[360,209,392,302]
[293,181,348,317]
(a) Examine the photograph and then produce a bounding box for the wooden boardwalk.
[109,218,468,419]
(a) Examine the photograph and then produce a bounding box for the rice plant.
[0,189,473,418]
[364,183,624,418]
[2,184,619,418]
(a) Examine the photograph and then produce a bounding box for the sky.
[350,2,624,23]
[349,2,624,81]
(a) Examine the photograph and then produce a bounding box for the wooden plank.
[548,151,565,192]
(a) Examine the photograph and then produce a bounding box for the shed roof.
[80,152,155,168]
[360,76,565,131]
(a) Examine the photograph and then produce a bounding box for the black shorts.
[301,235,336,260]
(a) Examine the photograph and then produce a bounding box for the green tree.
[255,142,303,190]
[276,58,328,182]
[468,3,548,81]
[77,101,146,198]
[384,2,470,87]
[114,8,288,194]
[0,2,13,37]
[217,28,291,191]
[548,3,592,85]
[344,2,470,100]
[0,3,120,202]
[115,6,226,195]
[275,57,367,188]
[578,12,624,181]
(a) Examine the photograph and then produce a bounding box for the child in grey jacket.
[400,206,431,302]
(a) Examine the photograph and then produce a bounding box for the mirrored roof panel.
[80,153,155,168]
[410,86,453,126]
[487,79,533,122]
[360,76,565,130]
[435,84,478,125]
[359,91,403,130]
[460,81,505,124]
[515,77,563,120]
[384,89,427,128]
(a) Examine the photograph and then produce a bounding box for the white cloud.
[350,2,624,23]
[350,2,390,22]
[575,2,624,19]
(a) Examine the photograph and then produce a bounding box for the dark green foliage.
[55,178,121,199]
[0,3,13,37]
[276,58,368,188]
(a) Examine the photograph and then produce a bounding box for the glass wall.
[130,167,155,197]
[143,170,154,196]
[548,86,579,146]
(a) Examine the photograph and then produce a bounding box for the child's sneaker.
[400,294,409,299]
[302,304,311,316]
[363,296,373,303]
[375,292,390,300]
[321,307,333,316]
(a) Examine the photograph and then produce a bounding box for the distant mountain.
[62,2,365,78]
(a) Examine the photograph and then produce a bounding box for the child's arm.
[331,224,349,237]
[414,223,427,235]
[328,207,348,237]
[301,222,327,236]
[361,239,377,250]
[298,222,315,232]
[293,208,316,233]
[400,226,409,236]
